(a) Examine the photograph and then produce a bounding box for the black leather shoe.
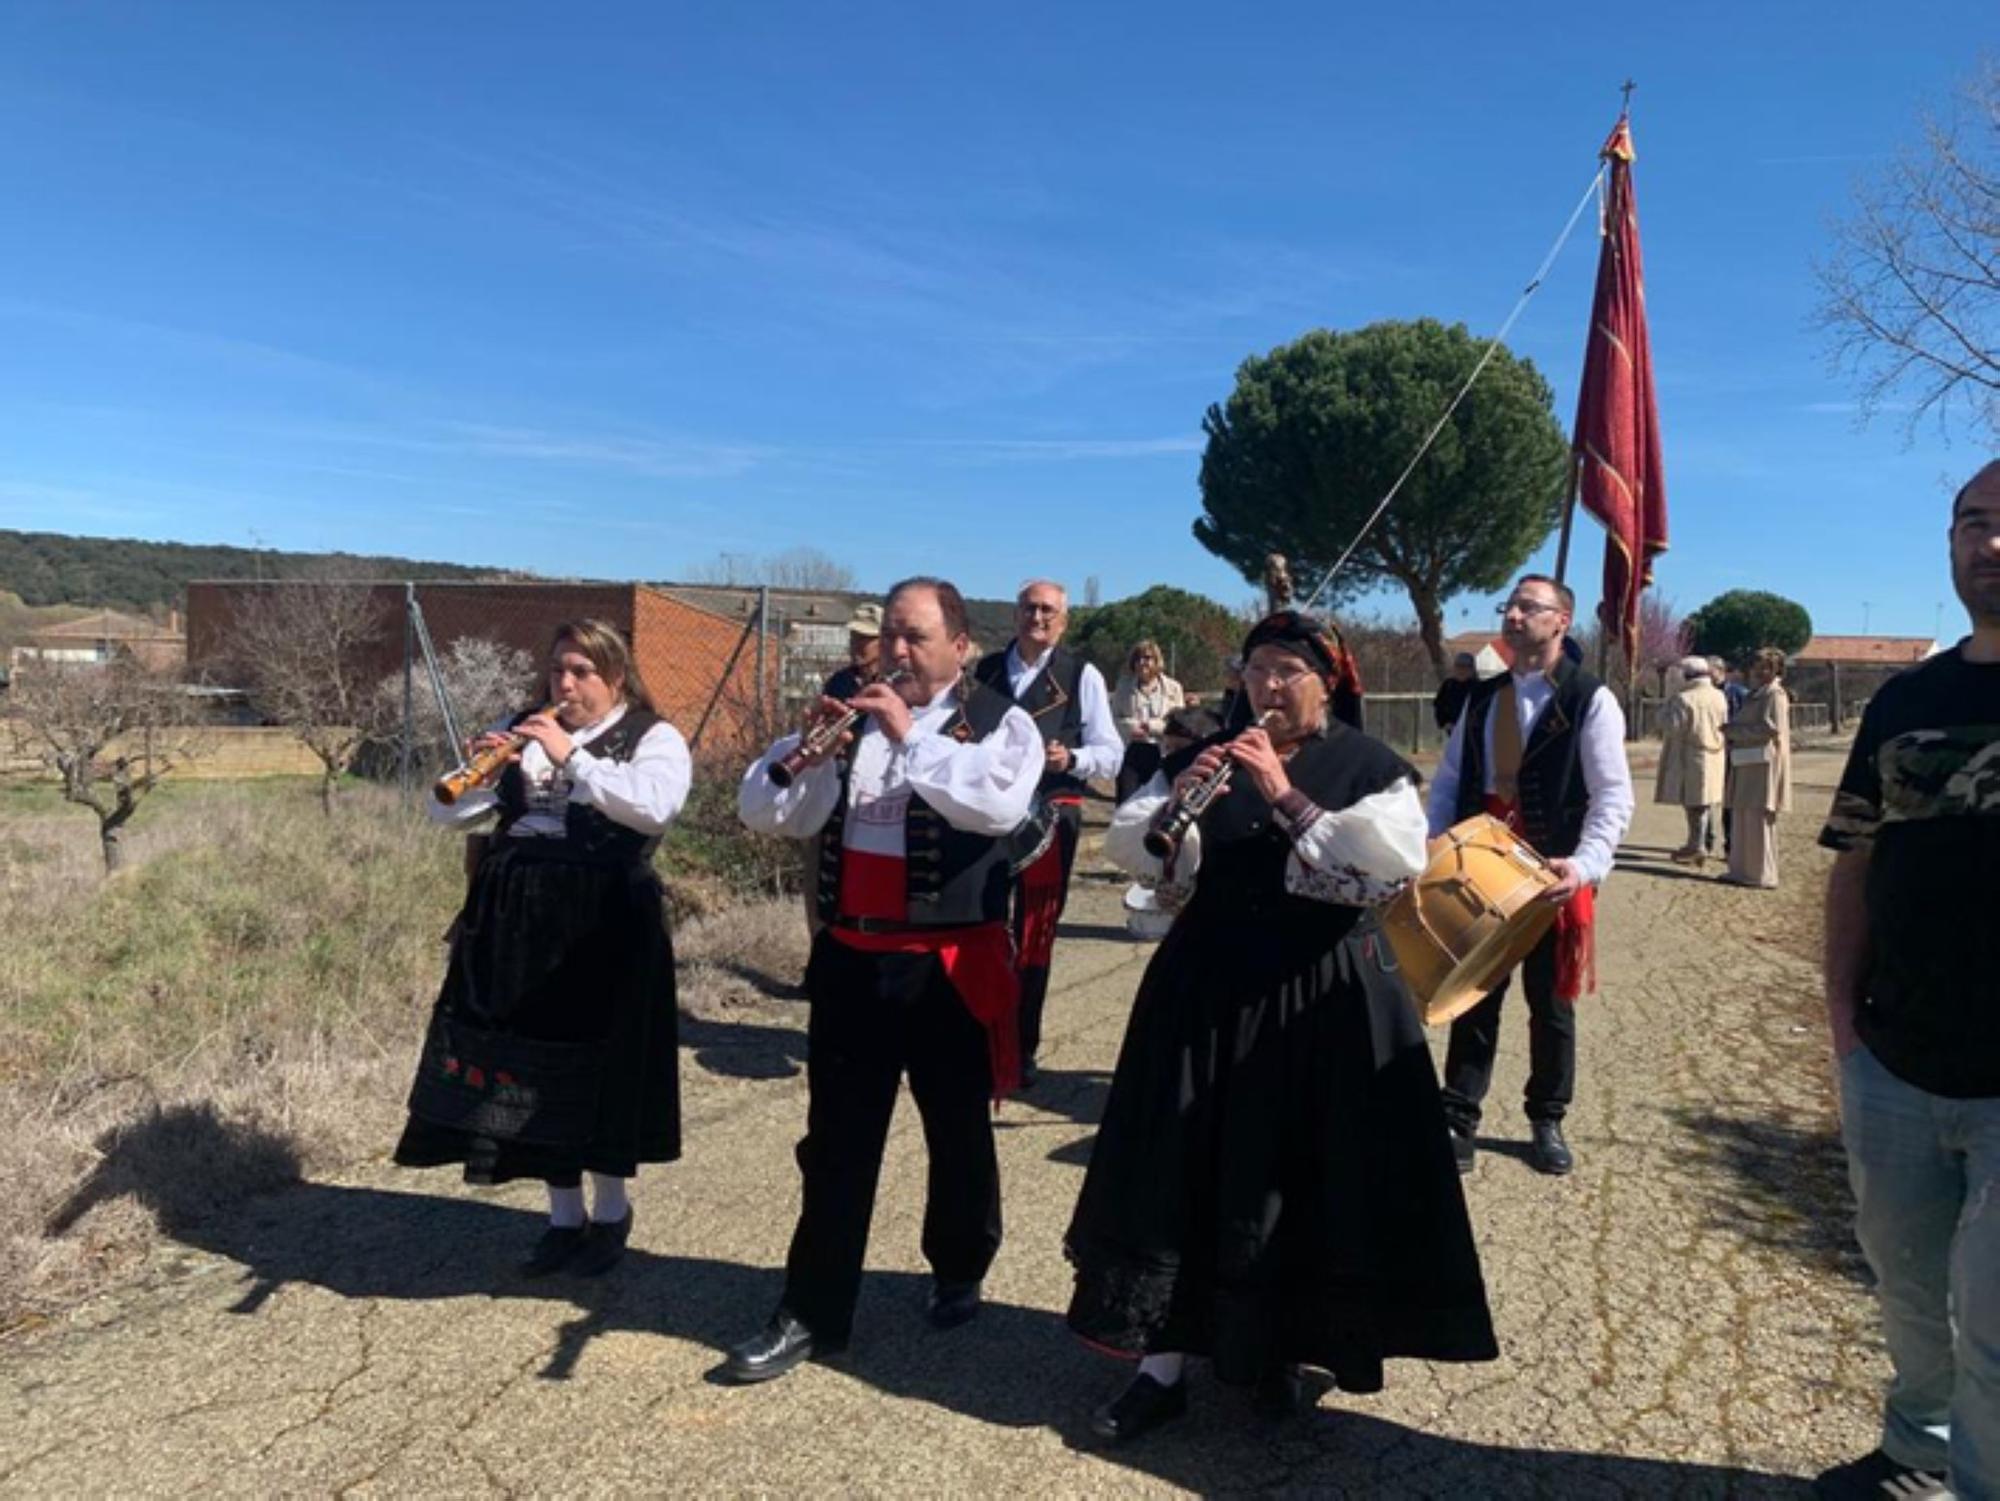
[518,1223,589,1278]
[1529,1120,1574,1176]
[927,1280,982,1331]
[723,1313,842,1384]
[1089,1374,1188,1443]
[568,1209,633,1278]
[1253,1364,1305,1421]
[1449,1129,1476,1175]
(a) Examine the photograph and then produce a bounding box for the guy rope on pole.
[1300,164,1609,616]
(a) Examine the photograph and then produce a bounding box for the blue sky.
[0,2,1987,639]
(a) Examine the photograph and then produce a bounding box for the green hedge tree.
[1686,590,1814,666]
[1194,319,1571,671]
[1069,585,1241,692]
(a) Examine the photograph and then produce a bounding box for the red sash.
[1482,794,1596,1006]
[1014,793,1080,972]
[829,922,1021,1097]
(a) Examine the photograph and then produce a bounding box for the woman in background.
[1723,646,1792,889]
[1111,639,1185,803]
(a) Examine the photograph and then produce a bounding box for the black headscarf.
[1239,610,1366,731]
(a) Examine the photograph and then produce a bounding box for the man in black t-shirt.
[1813,460,2000,1501]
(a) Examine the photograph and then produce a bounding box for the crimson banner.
[1571,116,1668,662]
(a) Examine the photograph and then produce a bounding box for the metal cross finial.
[1620,78,1637,114]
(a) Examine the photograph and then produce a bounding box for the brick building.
[186,581,775,757]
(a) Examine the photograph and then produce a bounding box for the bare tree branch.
[1814,59,2000,439]
[227,574,392,813]
[3,658,208,872]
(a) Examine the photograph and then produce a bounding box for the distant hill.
[0,530,532,615]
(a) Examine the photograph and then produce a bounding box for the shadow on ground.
[992,1065,1112,1166]
[47,1104,1810,1495]
[678,1011,809,1081]
[1664,1105,1869,1286]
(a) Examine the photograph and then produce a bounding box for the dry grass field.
[0,774,811,1332]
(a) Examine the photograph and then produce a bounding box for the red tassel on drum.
[1554,884,1597,1006]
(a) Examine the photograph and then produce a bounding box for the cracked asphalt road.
[0,747,1882,1497]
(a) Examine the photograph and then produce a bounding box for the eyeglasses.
[1497,599,1563,618]
[1244,663,1314,687]
[1018,602,1063,618]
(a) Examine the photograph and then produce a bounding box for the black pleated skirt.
[1064,910,1497,1390]
[394,838,680,1185]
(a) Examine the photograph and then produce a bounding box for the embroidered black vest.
[814,680,1020,928]
[495,706,663,865]
[975,643,1088,797]
[1453,659,1603,860]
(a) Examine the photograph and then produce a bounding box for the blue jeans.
[1839,1044,2000,1499]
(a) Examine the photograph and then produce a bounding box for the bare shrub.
[374,635,535,776]
[229,578,392,813]
[2,658,207,873]
[0,779,811,1327]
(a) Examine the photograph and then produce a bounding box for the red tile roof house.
[9,609,187,675]
[1789,637,1939,729]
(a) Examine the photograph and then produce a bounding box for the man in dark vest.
[729,576,1044,1383]
[1426,575,1635,1177]
[973,579,1124,1084]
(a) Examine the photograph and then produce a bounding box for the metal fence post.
[401,582,415,801]
[756,586,771,731]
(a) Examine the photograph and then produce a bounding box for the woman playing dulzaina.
[394,619,692,1279]
[1064,611,1498,1441]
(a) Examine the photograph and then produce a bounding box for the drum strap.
[1492,677,1524,805]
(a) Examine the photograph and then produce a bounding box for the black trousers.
[1439,926,1576,1131]
[780,935,1001,1341]
[1012,801,1083,1072]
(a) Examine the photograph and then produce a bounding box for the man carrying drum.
[1426,575,1634,1177]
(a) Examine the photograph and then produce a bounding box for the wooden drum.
[1381,814,1560,1026]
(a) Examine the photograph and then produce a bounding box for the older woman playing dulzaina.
[1063,611,1497,1442]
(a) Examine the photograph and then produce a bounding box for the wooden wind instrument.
[433,707,554,806]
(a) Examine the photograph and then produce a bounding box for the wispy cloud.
[1755,153,1894,166]
[1798,398,1917,415]
[0,299,397,395]
[432,421,765,479]
[236,415,768,481]
[902,435,1204,462]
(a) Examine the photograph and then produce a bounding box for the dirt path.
[0,747,1881,1497]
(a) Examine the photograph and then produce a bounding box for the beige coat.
[1726,682,1792,816]
[1110,671,1185,744]
[1654,680,1728,807]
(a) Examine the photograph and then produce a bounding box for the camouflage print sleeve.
[1819,698,1885,852]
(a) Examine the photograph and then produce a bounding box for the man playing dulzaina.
[727,577,1043,1384]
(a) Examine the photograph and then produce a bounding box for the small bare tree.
[230,579,390,814]
[689,547,857,591]
[1814,60,1999,439]
[4,658,204,872]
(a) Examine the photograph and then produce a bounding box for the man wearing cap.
[823,603,883,700]
[1654,656,1728,865]
[974,579,1125,1084]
